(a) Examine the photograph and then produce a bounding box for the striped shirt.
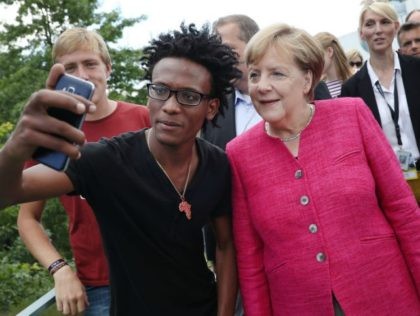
[326,79,343,98]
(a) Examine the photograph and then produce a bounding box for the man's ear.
[206,98,220,121]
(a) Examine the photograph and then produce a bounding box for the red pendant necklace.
[147,129,193,220]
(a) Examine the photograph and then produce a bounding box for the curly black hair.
[141,23,241,124]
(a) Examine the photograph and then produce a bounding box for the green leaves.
[0,199,70,312]
[0,0,148,124]
[0,121,13,143]
[0,205,52,312]
[0,260,52,312]
[97,9,146,44]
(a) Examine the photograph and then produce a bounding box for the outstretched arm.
[212,214,237,316]
[18,200,88,315]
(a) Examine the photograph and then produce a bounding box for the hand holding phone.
[32,74,95,171]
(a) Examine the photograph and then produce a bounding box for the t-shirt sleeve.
[65,149,87,196]
[64,141,103,196]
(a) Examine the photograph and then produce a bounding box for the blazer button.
[316,252,326,262]
[300,195,309,205]
[309,224,318,233]
[295,169,303,179]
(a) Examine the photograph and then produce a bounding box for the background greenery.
[0,0,148,313]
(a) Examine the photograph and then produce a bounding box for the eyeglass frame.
[146,83,212,107]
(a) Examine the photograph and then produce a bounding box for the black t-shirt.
[66,129,231,316]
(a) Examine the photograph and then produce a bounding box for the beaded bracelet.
[48,258,68,275]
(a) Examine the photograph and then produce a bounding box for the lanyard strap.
[375,70,402,146]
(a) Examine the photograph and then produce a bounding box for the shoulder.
[197,137,227,159]
[314,98,370,124]
[398,52,420,66]
[398,53,420,75]
[80,130,140,152]
[196,137,230,173]
[315,97,366,108]
[227,121,264,153]
[314,80,332,100]
[116,101,149,115]
[96,130,144,151]
[342,64,369,89]
[116,100,146,108]
[82,130,145,164]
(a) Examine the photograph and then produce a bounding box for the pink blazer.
[226,98,420,315]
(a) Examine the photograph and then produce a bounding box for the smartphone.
[32,74,95,171]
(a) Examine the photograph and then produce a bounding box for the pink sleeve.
[227,146,273,316]
[356,98,420,293]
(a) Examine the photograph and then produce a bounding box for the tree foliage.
[0,0,148,123]
[0,0,148,312]
[0,199,70,312]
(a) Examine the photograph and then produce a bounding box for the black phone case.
[32,74,95,171]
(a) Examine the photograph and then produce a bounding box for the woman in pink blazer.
[226,23,420,316]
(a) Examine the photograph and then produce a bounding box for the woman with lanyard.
[342,1,420,187]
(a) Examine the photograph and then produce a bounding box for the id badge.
[403,168,418,180]
[397,149,412,171]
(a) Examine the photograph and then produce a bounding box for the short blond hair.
[245,23,324,101]
[359,2,399,30]
[52,27,111,65]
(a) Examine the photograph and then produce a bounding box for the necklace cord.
[146,129,192,199]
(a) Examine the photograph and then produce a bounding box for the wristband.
[48,258,68,275]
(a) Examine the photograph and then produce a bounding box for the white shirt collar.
[235,89,252,106]
[367,51,401,87]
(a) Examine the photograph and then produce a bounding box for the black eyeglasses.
[146,83,211,106]
[349,61,363,68]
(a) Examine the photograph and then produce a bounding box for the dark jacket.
[341,53,420,151]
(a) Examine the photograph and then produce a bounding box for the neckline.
[265,103,315,142]
[146,128,194,220]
